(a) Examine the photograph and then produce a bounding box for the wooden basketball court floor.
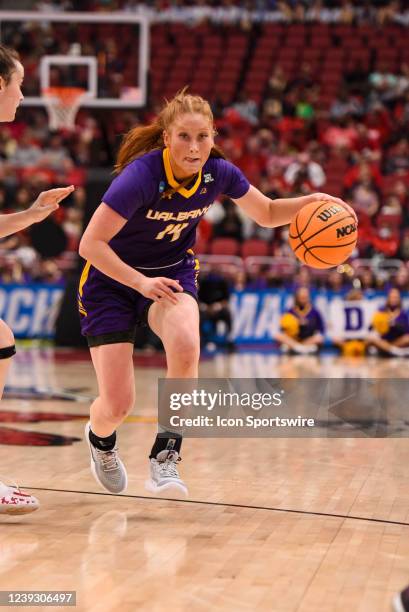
[1,347,409,612]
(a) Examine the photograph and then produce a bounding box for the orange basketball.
[288,200,358,269]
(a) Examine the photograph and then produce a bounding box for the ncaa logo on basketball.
[336,223,357,238]
[317,205,343,222]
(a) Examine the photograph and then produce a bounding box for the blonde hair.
[115,87,225,174]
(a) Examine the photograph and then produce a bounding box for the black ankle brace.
[149,433,182,459]
[89,428,117,451]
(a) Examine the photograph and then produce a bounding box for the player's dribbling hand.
[138,276,183,305]
[29,185,75,223]
[308,192,358,224]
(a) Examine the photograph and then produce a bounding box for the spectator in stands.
[236,134,267,185]
[343,61,371,97]
[391,266,409,292]
[9,129,42,168]
[266,140,295,177]
[388,180,409,220]
[330,88,364,120]
[267,65,287,97]
[287,62,315,95]
[277,0,296,21]
[339,0,354,24]
[325,269,351,295]
[275,286,324,354]
[377,0,401,25]
[296,90,317,121]
[358,268,377,295]
[39,133,74,173]
[372,217,400,258]
[274,225,295,258]
[284,151,326,190]
[366,287,409,356]
[368,63,401,106]
[379,194,403,217]
[320,117,358,151]
[399,230,409,260]
[230,90,259,126]
[199,269,234,351]
[62,205,83,251]
[14,186,31,211]
[33,258,64,284]
[345,164,381,218]
[213,198,244,241]
[384,138,409,175]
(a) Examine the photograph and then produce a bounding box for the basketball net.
[42,87,88,131]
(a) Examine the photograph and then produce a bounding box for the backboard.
[0,10,149,109]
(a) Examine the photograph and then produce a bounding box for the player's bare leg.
[0,319,40,514]
[145,293,200,496]
[85,342,135,493]
[275,331,320,355]
[366,333,409,357]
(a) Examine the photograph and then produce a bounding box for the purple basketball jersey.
[101,148,250,268]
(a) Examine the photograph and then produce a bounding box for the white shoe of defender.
[0,480,39,515]
[84,422,128,494]
[393,587,409,611]
[145,450,188,497]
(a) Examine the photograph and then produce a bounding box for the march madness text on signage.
[230,290,408,344]
[0,285,64,338]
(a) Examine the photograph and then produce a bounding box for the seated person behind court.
[331,288,366,356]
[275,287,324,354]
[367,287,409,357]
[198,270,234,350]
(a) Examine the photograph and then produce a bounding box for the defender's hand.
[29,185,75,223]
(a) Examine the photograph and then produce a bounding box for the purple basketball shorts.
[78,251,199,347]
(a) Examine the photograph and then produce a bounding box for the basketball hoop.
[42,87,89,131]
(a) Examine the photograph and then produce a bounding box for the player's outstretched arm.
[0,185,75,239]
[233,185,357,228]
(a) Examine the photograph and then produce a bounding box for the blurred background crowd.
[0,1,408,305]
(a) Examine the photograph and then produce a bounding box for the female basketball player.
[79,89,354,497]
[0,45,74,514]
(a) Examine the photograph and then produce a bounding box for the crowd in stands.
[18,0,409,26]
[0,10,409,291]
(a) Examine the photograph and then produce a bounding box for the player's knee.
[0,320,14,348]
[171,334,200,368]
[105,387,135,421]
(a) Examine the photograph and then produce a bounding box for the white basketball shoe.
[0,480,40,515]
[145,450,188,497]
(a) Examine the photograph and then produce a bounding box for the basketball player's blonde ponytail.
[114,122,164,173]
[115,87,225,173]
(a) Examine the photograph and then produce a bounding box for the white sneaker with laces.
[85,422,128,494]
[145,450,188,497]
[0,480,39,515]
